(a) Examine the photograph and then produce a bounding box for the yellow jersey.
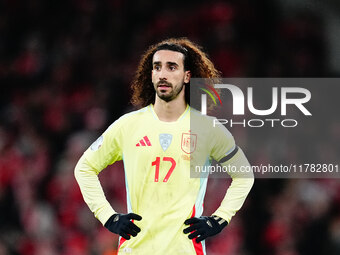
[75,104,254,255]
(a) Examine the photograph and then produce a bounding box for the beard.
[155,81,184,102]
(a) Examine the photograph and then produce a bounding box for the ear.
[184,71,191,83]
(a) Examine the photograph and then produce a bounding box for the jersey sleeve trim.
[218,146,239,164]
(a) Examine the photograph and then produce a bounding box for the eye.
[169,65,177,71]
[153,65,161,71]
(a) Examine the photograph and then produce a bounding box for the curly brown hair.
[130,38,221,107]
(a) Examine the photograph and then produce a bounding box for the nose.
[158,69,168,80]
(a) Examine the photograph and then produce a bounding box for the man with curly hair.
[75,38,254,254]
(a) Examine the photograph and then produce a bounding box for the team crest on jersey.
[181,133,197,154]
[159,133,172,151]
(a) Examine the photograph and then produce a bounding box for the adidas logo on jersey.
[136,136,152,147]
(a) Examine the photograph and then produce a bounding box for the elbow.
[244,165,255,189]
[74,154,89,182]
[74,156,83,182]
[74,154,99,182]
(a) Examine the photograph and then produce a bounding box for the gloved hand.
[183,215,228,243]
[104,213,142,240]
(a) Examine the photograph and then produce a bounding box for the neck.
[153,94,187,122]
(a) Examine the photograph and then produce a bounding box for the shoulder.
[119,106,150,122]
[106,106,151,131]
[190,107,220,126]
[190,107,233,138]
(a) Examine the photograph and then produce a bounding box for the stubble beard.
[155,81,184,102]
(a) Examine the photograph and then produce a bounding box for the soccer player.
[75,38,254,254]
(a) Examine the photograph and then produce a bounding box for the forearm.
[74,154,116,225]
[213,148,254,223]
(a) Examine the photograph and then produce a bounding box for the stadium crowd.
[0,0,339,254]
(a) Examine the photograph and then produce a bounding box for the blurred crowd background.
[0,0,340,254]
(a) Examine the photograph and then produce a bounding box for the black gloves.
[105,213,226,242]
[104,213,142,240]
[183,215,228,243]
